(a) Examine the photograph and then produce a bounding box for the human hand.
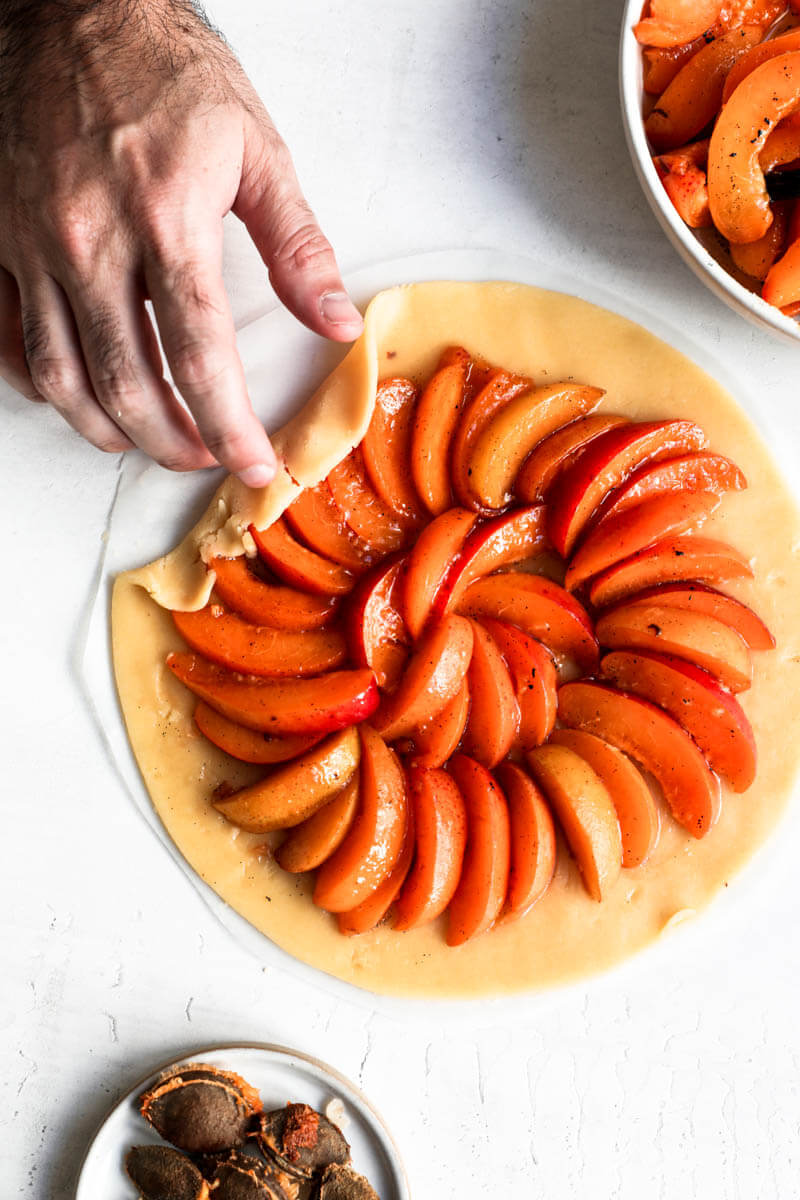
[0,0,363,486]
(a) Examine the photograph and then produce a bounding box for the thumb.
[235,122,363,342]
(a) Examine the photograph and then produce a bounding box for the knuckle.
[27,355,83,402]
[156,446,207,473]
[46,201,101,272]
[272,220,334,275]
[170,339,230,392]
[92,374,147,424]
[94,434,130,455]
[201,426,251,465]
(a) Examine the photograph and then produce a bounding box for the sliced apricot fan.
[408,678,470,769]
[565,490,721,591]
[373,614,474,741]
[494,762,556,920]
[284,481,373,571]
[613,583,775,649]
[345,557,410,690]
[458,573,599,671]
[434,505,548,616]
[547,419,708,557]
[249,520,355,597]
[588,536,754,608]
[558,681,721,838]
[276,775,360,873]
[526,743,622,902]
[461,620,519,768]
[595,602,753,692]
[172,605,346,678]
[213,727,360,833]
[597,452,747,523]
[166,653,379,736]
[194,702,321,764]
[327,448,410,553]
[402,507,477,639]
[479,619,557,749]
[600,650,757,792]
[394,767,468,931]
[467,382,605,510]
[336,804,416,935]
[548,728,660,868]
[446,755,511,946]
[314,724,408,913]
[411,346,472,516]
[209,556,338,631]
[450,367,533,510]
[361,376,427,522]
[515,414,629,503]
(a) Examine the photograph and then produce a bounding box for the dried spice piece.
[209,1148,304,1199]
[138,1062,262,1154]
[124,1144,209,1200]
[317,1163,380,1200]
[254,1103,351,1181]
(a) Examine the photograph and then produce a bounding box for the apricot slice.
[275,775,360,872]
[327,449,410,553]
[314,725,409,912]
[458,573,599,671]
[410,346,472,516]
[526,744,622,902]
[595,602,753,692]
[494,762,556,920]
[409,678,470,768]
[515,414,629,503]
[345,557,410,690]
[763,200,800,309]
[446,755,511,946]
[660,160,712,227]
[478,618,557,749]
[172,605,347,678]
[645,26,765,152]
[435,505,548,616]
[450,367,533,509]
[722,26,800,103]
[634,0,723,48]
[373,615,474,741]
[461,620,519,767]
[547,420,707,557]
[336,804,416,935]
[249,520,355,597]
[284,482,373,571]
[361,377,427,522]
[402,507,477,639]
[731,199,791,280]
[587,536,754,607]
[466,382,605,510]
[600,650,757,792]
[708,52,800,244]
[194,702,320,764]
[393,767,468,931]
[209,556,338,631]
[643,37,708,96]
[166,653,379,735]
[549,729,660,868]
[558,681,722,837]
[565,490,721,591]
[597,452,746,522]
[213,727,360,832]
[613,583,774,649]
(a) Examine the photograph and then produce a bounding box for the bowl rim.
[618,0,800,346]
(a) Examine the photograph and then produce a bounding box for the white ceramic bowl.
[618,1,800,345]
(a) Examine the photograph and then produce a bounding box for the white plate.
[618,0,800,345]
[74,1042,409,1200]
[79,247,800,1021]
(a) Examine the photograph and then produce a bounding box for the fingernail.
[320,291,363,327]
[238,463,275,489]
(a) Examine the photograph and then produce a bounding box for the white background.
[3,2,800,1197]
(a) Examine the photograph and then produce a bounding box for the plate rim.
[73,1039,411,1200]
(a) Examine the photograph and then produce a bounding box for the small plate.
[74,1042,409,1199]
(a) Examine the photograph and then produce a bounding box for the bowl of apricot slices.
[621,0,800,340]
[164,342,775,948]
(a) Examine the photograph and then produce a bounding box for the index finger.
[144,235,277,489]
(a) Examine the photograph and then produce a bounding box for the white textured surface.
[3,2,800,1197]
